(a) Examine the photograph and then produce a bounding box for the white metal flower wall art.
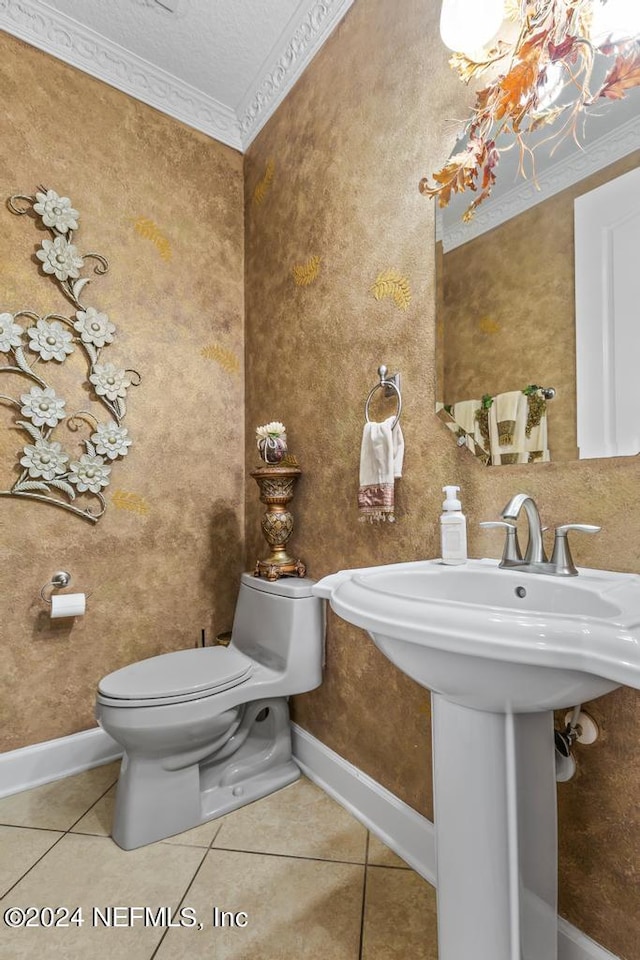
[1,186,141,523]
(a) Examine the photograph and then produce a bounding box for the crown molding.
[0,0,355,152]
[443,115,640,252]
[0,0,242,149]
[238,0,355,149]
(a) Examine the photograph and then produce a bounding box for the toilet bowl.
[96,573,324,849]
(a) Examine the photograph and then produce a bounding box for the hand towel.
[493,390,522,447]
[488,391,524,464]
[358,416,404,522]
[524,399,550,463]
[451,399,479,436]
[489,391,551,464]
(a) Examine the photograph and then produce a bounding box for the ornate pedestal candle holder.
[251,463,306,581]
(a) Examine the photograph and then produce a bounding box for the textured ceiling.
[44,0,303,110]
[0,0,355,150]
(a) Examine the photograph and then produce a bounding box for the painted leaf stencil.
[372,270,412,310]
[111,490,150,516]
[252,159,275,207]
[478,315,500,334]
[292,255,321,286]
[131,217,172,261]
[201,343,240,374]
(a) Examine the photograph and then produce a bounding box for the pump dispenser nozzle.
[442,485,461,511]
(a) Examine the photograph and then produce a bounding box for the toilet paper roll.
[50,593,86,619]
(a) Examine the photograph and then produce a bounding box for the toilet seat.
[97,646,254,708]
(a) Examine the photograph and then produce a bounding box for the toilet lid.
[98,646,253,703]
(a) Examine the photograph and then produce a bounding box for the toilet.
[95,573,324,850]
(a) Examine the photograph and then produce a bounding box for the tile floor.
[0,762,438,959]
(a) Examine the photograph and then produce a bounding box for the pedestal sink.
[313,558,640,960]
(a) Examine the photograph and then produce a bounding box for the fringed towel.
[358,416,404,522]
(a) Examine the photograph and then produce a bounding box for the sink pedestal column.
[431,695,558,960]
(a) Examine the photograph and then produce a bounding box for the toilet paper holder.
[40,571,92,604]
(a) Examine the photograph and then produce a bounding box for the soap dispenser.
[440,485,467,565]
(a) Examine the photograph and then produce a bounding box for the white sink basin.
[315,557,640,959]
[314,558,640,712]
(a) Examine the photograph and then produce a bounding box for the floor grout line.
[0,831,67,902]
[208,844,368,866]
[148,845,211,960]
[0,774,119,901]
[0,821,64,833]
[366,861,411,871]
[358,832,371,960]
[64,776,120,834]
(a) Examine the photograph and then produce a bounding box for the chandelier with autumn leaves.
[421,0,640,220]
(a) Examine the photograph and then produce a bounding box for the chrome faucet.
[480,493,601,576]
[501,493,548,564]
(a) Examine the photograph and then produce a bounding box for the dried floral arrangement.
[420,0,640,220]
[0,188,140,523]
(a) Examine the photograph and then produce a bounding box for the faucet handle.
[550,524,601,576]
[479,520,523,566]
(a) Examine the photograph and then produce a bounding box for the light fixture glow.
[439,0,506,55]
[424,0,640,221]
[535,61,565,109]
[590,0,640,44]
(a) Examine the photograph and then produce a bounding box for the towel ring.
[364,365,402,430]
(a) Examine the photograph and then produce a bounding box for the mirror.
[435,88,640,464]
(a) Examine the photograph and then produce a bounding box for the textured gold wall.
[2,9,639,957]
[0,35,245,750]
[441,151,640,463]
[244,1,640,956]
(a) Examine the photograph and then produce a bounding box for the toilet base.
[111,697,299,850]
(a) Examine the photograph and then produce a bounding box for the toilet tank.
[230,573,324,693]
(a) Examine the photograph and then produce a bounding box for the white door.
[575,165,640,459]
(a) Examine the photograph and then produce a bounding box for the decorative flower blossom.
[0,313,23,353]
[74,307,116,348]
[27,319,74,362]
[89,362,131,402]
[256,420,288,463]
[36,236,84,281]
[20,386,66,428]
[68,454,111,493]
[33,189,79,234]
[20,438,69,480]
[256,421,287,440]
[91,421,132,460]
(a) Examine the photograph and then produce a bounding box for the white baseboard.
[557,919,620,960]
[0,722,622,960]
[291,721,436,883]
[0,726,122,799]
[290,722,620,960]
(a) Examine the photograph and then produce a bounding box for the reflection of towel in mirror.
[452,399,485,452]
[358,417,404,522]
[489,391,549,465]
[451,399,478,435]
[492,390,522,447]
[524,412,550,464]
